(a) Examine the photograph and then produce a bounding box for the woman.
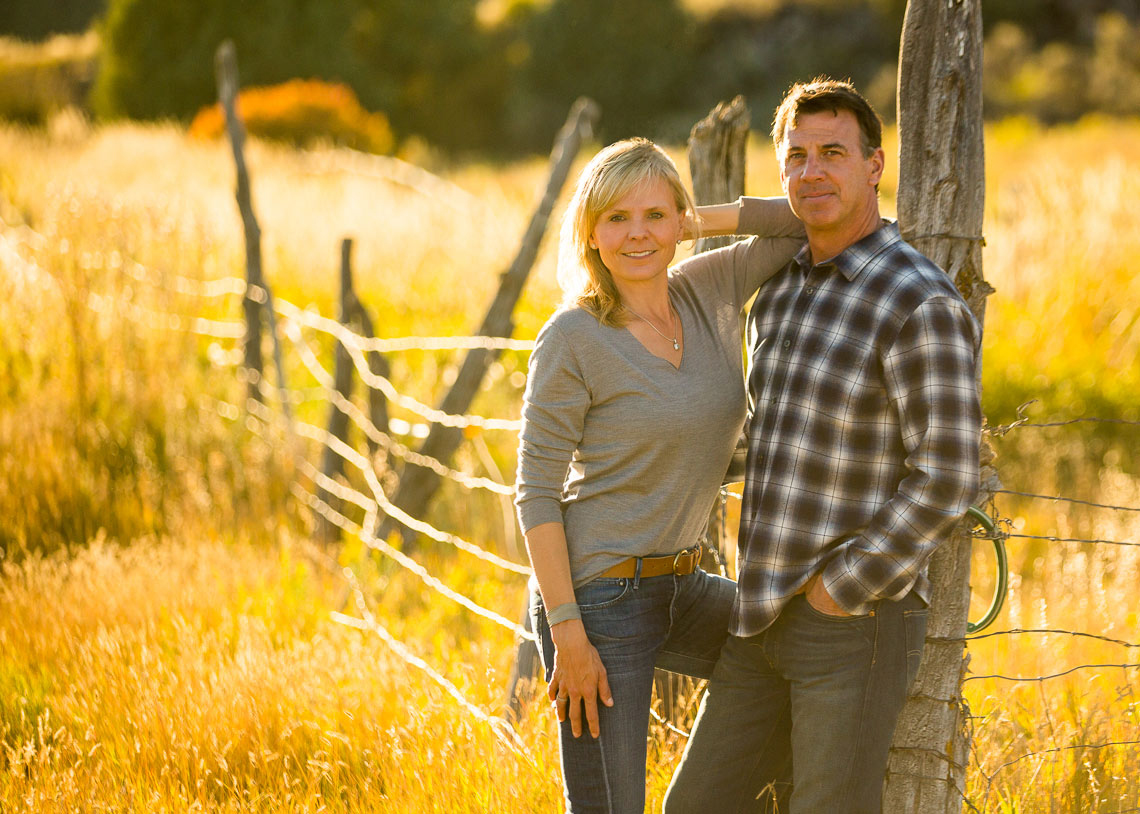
[514,138,801,813]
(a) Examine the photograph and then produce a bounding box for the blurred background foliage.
[1,0,1140,156]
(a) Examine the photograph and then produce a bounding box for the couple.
[514,78,982,814]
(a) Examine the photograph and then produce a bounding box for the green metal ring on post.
[966,505,1008,634]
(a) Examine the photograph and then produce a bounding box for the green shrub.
[513,0,694,147]
[984,12,1140,123]
[0,0,105,41]
[92,0,362,122]
[188,78,394,154]
[0,32,98,123]
[346,0,511,154]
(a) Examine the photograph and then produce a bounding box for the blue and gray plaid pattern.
[732,222,982,636]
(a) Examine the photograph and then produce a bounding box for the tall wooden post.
[884,1,992,811]
[318,239,358,541]
[688,95,750,255]
[214,40,264,402]
[688,95,751,571]
[215,39,291,421]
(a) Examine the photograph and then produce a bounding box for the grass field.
[2,112,1139,811]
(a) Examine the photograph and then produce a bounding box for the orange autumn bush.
[189,78,394,154]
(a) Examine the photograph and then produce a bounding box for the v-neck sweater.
[515,198,802,587]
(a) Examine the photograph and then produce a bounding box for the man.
[664,78,982,813]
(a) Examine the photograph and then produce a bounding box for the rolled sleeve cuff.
[515,496,565,535]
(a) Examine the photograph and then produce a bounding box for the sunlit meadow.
[1,112,1139,811]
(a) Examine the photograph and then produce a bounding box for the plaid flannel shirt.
[732,221,981,637]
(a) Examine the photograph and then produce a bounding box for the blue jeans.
[530,568,736,814]
[663,591,928,814]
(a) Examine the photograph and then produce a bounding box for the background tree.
[511,0,694,148]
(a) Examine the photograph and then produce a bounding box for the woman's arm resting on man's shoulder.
[524,521,613,739]
[685,201,742,239]
[685,197,801,241]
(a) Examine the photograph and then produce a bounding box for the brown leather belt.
[598,545,702,580]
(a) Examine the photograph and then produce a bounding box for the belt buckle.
[673,546,696,575]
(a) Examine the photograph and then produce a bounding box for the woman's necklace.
[625,303,679,351]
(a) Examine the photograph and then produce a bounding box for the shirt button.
[782,339,791,348]
[806,286,815,294]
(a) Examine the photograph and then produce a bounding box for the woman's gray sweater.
[514,198,803,587]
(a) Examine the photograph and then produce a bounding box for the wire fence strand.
[994,489,1140,513]
[291,481,534,641]
[331,564,529,756]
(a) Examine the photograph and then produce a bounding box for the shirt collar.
[793,219,901,281]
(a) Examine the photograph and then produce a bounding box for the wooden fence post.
[381,97,599,545]
[883,1,993,811]
[687,94,751,567]
[319,238,358,541]
[688,95,750,254]
[214,40,263,402]
[215,39,291,421]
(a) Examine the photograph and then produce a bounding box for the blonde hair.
[557,138,696,327]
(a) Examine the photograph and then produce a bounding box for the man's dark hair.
[771,77,883,158]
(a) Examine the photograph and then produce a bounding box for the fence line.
[278,309,522,431]
[18,202,1140,804]
[994,489,1140,513]
[276,297,534,353]
[290,530,517,754]
[283,323,516,495]
[967,628,1140,649]
[987,400,1140,436]
[999,532,1139,547]
[963,663,1140,684]
[290,480,533,641]
[285,414,530,575]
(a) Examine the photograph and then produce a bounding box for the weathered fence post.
[381,97,599,545]
[344,274,392,467]
[643,96,753,725]
[215,39,291,421]
[688,94,751,565]
[883,1,993,811]
[688,95,750,254]
[319,238,358,541]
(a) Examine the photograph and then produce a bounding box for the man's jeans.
[531,568,736,814]
[663,591,928,814]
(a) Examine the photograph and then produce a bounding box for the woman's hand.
[547,619,613,738]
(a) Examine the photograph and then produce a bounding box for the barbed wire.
[329,563,528,756]
[977,739,1140,779]
[994,489,1140,513]
[291,480,533,642]
[85,290,248,340]
[967,628,1140,649]
[299,150,484,213]
[282,322,517,495]
[963,663,1140,684]
[277,310,522,431]
[986,400,1140,436]
[288,416,529,575]
[276,298,534,353]
[998,531,1140,548]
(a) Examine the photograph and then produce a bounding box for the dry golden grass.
[0,535,563,812]
[1,114,1139,811]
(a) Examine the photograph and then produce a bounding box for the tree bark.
[884,1,992,812]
